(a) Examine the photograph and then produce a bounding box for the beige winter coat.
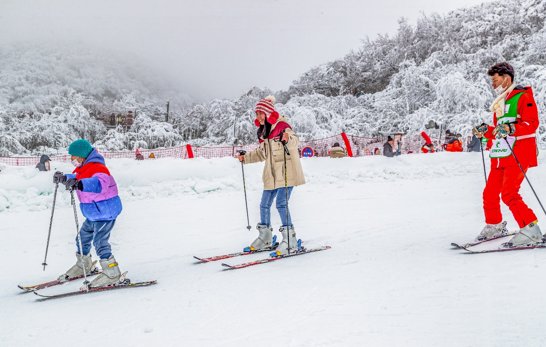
[329,146,346,158]
[243,120,306,190]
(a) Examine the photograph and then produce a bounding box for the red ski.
[461,243,546,254]
[194,238,279,263]
[450,232,517,249]
[221,246,331,270]
[34,279,157,301]
[18,267,101,292]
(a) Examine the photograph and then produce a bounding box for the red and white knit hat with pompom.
[255,95,276,117]
[254,95,279,126]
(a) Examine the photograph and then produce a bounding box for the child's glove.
[64,178,83,191]
[53,171,66,184]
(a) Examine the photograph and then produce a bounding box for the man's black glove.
[53,171,66,184]
[64,178,83,191]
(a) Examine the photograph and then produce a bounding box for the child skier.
[53,139,123,287]
[472,62,541,246]
[237,96,306,255]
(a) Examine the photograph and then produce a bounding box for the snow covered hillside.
[3,0,546,155]
[2,154,546,346]
[181,0,546,145]
[0,44,191,155]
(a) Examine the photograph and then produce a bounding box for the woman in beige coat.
[238,96,305,255]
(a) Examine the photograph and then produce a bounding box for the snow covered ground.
[2,152,546,346]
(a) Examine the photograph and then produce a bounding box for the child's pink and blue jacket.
[66,149,122,221]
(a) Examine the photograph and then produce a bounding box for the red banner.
[340,132,353,157]
[186,144,194,159]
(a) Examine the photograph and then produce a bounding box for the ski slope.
[2,153,546,346]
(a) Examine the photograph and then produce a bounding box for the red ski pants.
[483,165,537,228]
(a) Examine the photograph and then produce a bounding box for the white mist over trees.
[1,0,545,155]
[0,44,190,155]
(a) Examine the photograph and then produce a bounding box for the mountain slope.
[2,154,546,346]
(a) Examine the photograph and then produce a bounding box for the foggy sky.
[0,0,489,101]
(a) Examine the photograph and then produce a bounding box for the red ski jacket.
[484,86,539,169]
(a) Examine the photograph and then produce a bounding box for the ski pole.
[503,137,546,216]
[282,142,291,255]
[238,150,252,231]
[42,182,59,271]
[70,188,89,291]
[479,139,487,185]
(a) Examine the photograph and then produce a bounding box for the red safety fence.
[299,133,391,157]
[0,133,426,166]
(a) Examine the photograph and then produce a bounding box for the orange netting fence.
[0,133,425,166]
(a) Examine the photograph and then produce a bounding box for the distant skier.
[472,62,541,246]
[237,96,306,255]
[443,130,464,152]
[329,142,347,158]
[53,139,123,287]
[36,154,51,171]
[135,148,144,160]
[383,136,400,157]
[420,131,435,153]
[466,135,482,152]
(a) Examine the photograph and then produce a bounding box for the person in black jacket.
[383,136,399,157]
[467,135,481,152]
[35,155,51,171]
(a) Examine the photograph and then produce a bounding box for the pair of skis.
[18,271,157,301]
[194,242,331,270]
[451,232,546,253]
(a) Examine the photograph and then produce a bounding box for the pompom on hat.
[254,95,279,127]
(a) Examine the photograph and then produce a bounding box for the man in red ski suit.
[473,62,541,246]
